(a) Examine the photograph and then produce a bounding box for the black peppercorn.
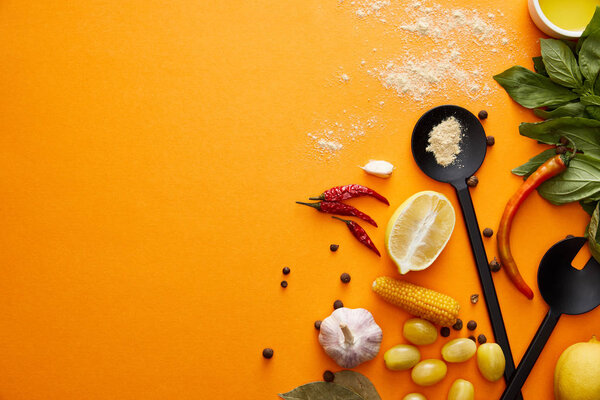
[330,244,339,252]
[478,334,487,344]
[470,294,479,304]
[482,227,493,237]
[467,320,477,331]
[467,175,479,187]
[478,110,488,120]
[282,267,290,275]
[489,257,501,272]
[555,145,567,154]
[281,280,288,288]
[486,136,495,146]
[340,273,351,283]
[323,370,335,382]
[333,299,344,309]
[440,327,451,337]
[468,335,476,342]
[262,348,274,359]
[314,320,322,330]
[452,318,463,330]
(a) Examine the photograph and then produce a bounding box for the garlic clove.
[318,307,383,368]
[360,160,394,178]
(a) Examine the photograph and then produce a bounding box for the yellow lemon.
[385,191,455,274]
[555,336,600,400]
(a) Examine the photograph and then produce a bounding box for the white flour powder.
[307,116,379,158]
[307,1,516,159]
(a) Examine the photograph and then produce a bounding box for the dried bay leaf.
[334,370,381,400]
[278,382,364,400]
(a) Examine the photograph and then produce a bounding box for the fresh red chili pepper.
[296,201,378,227]
[497,154,570,300]
[332,216,380,256]
[309,184,389,205]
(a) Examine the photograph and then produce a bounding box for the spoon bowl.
[411,105,487,185]
[538,237,600,314]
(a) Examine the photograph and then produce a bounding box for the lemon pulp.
[385,191,455,274]
[539,0,600,31]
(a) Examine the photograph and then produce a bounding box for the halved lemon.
[385,191,455,274]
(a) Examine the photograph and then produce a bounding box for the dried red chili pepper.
[310,184,389,205]
[497,154,570,300]
[332,216,380,256]
[296,201,378,227]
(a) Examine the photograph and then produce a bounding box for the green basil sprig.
[495,6,600,260]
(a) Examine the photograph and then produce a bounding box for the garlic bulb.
[360,160,394,178]
[318,307,383,368]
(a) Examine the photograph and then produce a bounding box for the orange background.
[0,1,598,399]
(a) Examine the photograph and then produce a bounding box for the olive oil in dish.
[539,0,600,31]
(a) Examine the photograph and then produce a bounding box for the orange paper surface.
[0,1,598,399]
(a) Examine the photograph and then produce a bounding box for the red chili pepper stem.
[332,216,351,224]
[497,154,570,300]
[296,201,320,209]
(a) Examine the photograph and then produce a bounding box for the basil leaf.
[538,154,600,204]
[494,66,579,108]
[587,202,600,263]
[540,39,583,88]
[577,6,600,54]
[334,371,381,400]
[519,117,600,158]
[532,56,548,77]
[561,39,578,55]
[581,94,600,105]
[512,149,557,177]
[581,199,599,215]
[579,29,600,82]
[586,105,600,120]
[593,69,600,94]
[534,102,586,119]
[279,382,364,400]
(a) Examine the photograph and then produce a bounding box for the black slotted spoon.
[411,105,521,398]
[500,237,600,400]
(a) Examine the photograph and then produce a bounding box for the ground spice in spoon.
[425,116,463,167]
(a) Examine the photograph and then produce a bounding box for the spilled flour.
[374,1,511,102]
[307,116,380,159]
[306,0,517,159]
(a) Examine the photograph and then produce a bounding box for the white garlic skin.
[360,160,394,178]
[318,307,383,368]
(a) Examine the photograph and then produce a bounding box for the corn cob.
[372,276,460,326]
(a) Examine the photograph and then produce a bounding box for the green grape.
[441,338,477,363]
[403,318,438,345]
[403,393,427,400]
[447,379,474,400]
[477,343,505,382]
[384,344,421,371]
[411,359,447,386]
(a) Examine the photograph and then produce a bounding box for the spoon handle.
[453,181,522,400]
[500,308,562,400]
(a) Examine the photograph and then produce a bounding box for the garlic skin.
[360,160,394,178]
[318,307,383,368]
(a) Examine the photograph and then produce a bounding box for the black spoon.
[411,105,521,398]
[500,237,600,400]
